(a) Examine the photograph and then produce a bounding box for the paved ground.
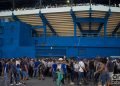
[0,77,95,86]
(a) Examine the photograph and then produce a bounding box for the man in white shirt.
[78,60,85,84]
[16,59,20,66]
[79,61,85,72]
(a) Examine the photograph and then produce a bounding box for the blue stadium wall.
[0,21,120,58]
[35,37,120,58]
[0,21,35,58]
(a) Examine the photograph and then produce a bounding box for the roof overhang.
[0,5,120,17]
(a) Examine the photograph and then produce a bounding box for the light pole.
[90,0,92,9]
[12,0,15,12]
[109,0,111,9]
[70,0,73,9]
[39,0,42,12]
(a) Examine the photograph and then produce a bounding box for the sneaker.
[70,82,74,85]
[16,83,19,85]
[18,82,22,85]
[10,84,14,86]
[79,82,82,84]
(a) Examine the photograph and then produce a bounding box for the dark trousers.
[94,73,100,84]
[29,66,33,78]
[70,70,74,82]
[61,74,66,84]
[74,71,79,83]
[10,72,18,84]
[0,69,2,76]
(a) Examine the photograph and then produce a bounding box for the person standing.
[74,61,79,84]
[94,58,110,86]
[0,60,2,76]
[78,59,86,85]
[20,59,28,81]
[52,60,57,81]
[38,60,45,80]
[29,59,34,78]
[70,59,74,85]
[56,58,64,86]
[88,59,95,80]
[4,60,10,86]
[107,58,114,86]
[61,60,67,85]
[116,59,120,73]
[33,59,40,78]
[9,59,18,85]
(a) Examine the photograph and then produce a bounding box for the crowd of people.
[0,57,120,86]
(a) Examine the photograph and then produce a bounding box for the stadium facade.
[0,1,120,58]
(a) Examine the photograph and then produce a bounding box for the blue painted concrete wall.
[19,22,33,46]
[34,37,120,47]
[0,21,120,58]
[1,21,35,58]
[35,37,120,58]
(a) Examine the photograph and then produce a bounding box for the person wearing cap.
[56,58,63,86]
[56,68,63,86]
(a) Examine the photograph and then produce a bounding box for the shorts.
[22,71,28,78]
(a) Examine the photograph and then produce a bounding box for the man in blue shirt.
[33,59,40,78]
[52,60,57,81]
[61,60,67,85]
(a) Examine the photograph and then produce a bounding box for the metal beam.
[32,25,44,29]
[76,22,83,32]
[76,17,105,23]
[81,30,98,33]
[32,29,37,37]
[89,7,92,31]
[70,9,77,37]
[97,9,111,35]
[12,13,20,21]
[39,12,57,36]
[104,23,107,37]
[70,9,83,35]
[104,9,111,19]
[70,9,76,22]
[97,23,104,32]
[104,9,111,37]
[70,9,111,36]
[112,23,120,36]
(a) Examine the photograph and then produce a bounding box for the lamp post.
[90,0,92,9]
[12,0,15,12]
[109,0,111,9]
[39,0,42,12]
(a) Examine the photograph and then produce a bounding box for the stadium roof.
[0,0,120,37]
[0,0,120,11]
[0,5,120,17]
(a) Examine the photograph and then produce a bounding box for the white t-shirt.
[74,63,79,72]
[57,64,61,70]
[48,62,51,67]
[78,61,85,72]
[50,62,53,67]
[16,60,20,66]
